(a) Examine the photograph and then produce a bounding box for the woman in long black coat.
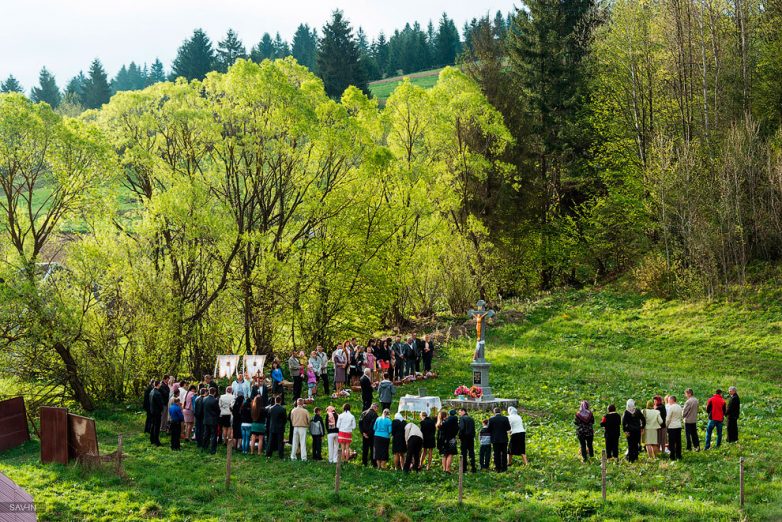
[391,413,407,470]
[622,399,646,462]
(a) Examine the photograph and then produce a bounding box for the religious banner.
[214,355,240,379]
[243,355,266,378]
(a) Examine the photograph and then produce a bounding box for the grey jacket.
[377,380,396,403]
[682,396,699,424]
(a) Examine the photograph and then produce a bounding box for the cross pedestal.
[470,360,494,400]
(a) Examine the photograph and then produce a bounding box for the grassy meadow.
[0,285,781,521]
[368,68,442,101]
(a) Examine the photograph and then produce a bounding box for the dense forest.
[1,1,781,410]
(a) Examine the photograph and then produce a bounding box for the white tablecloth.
[397,395,442,414]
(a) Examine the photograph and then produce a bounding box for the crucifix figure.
[468,299,495,361]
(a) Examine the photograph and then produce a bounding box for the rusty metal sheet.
[39,406,68,465]
[0,397,30,452]
[67,413,98,460]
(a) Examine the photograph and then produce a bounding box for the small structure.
[40,407,69,465]
[0,471,36,522]
[0,397,31,452]
[444,300,518,412]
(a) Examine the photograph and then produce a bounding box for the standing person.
[266,396,287,459]
[705,388,727,449]
[182,385,196,442]
[219,386,234,444]
[479,419,492,470]
[316,345,330,395]
[404,419,424,473]
[600,404,621,460]
[289,351,303,401]
[232,373,250,399]
[420,411,436,471]
[202,388,221,454]
[441,410,460,472]
[392,413,408,471]
[326,405,340,463]
[391,336,405,379]
[377,373,396,411]
[306,365,318,399]
[654,395,667,453]
[270,361,285,404]
[458,408,477,473]
[373,408,392,469]
[422,334,435,373]
[404,337,416,377]
[310,407,325,460]
[574,401,595,462]
[332,343,347,393]
[727,386,741,443]
[507,407,528,466]
[149,380,163,446]
[193,388,207,447]
[231,394,244,450]
[643,400,664,458]
[683,388,701,451]
[365,346,377,382]
[290,398,310,461]
[308,350,321,389]
[239,396,253,454]
[336,403,356,462]
[377,339,391,380]
[159,376,170,434]
[666,395,683,461]
[360,368,374,412]
[143,379,155,434]
[359,403,379,467]
[622,399,645,462]
[249,395,266,456]
[410,332,422,374]
[487,408,511,472]
[169,397,184,450]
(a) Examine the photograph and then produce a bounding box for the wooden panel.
[39,406,69,465]
[0,397,30,452]
[67,413,98,460]
[0,472,36,522]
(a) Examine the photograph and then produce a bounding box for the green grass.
[369,68,443,101]
[1,285,781,521]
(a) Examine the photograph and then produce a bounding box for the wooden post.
[601,450,607,501]
[458,454,464,505]
[335,450,342,495]
[225,439,233,490]
[115,434,123,475]
[739,457,745,508]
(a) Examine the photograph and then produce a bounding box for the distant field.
[369,68,443,101]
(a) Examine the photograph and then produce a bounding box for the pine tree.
[171,28,216,80]
[147,59,166,85]
[0,75,23,93]
[30,68,61,107]
[372,33,390,78]
[291,24,318,71]
[64,72,86,104]
[216,28,247,72]
[317,10,369,98]
[112,65,130,93]
[357,27,380,80]
[82,58,112,109]
[273,32,290,58]
[435,13,461,66]
[250,33,276,62]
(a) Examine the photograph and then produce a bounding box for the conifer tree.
[216,29,247,72]
[0,75,23,93]
[435,13,461,66]
[250,33,276,62]
[317,10,368,98]
[291,24,318,71]
[147,59,166,85]
[82,59,112,109]
[171,28,216,80]
[31,68,61,107]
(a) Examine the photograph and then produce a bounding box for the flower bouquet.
[468,386,483,399]
[454,385,470,400]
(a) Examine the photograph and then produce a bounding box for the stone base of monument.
[443,397,519,412]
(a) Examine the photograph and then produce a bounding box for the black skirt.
[219,414,231,428]
[423,435,436,449]
[392,435,407,454]
[509,432,526,455]
[441,437,458,456]
[374,437,390,461]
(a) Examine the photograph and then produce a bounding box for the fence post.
[601,449,607,501]
[458,454,464,505]
[335,450,342,495]
[739,457,745,508]
[225,440,233,490]
[115,434,123,475]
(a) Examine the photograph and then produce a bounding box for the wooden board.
[67,413,99,461]
[39,407,68,465]
[0,472,36,522]
[0,397,30,452]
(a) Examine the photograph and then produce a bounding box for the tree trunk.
[53,341,95,411]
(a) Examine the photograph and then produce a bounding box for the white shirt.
[509,414,525,434]
[219,393,234,416]
[666,403,683,429]
[336,411,356,433]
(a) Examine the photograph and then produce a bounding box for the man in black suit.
[422,334,435,372]
[202,388,221,454]
[458,407,476,473]
[360,368,374,412]
[487,407,511,472]
[391,336,405,380]
[142,379,154,434]
[148,380,163,446]
[727,386,741,443]
[410,333,423,374]
[193,388,207,447]
[266,396,288,458]
[359,403,379,467]
[159,375,170,433]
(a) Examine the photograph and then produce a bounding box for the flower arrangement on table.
[454,385,471,399]
[468,386,483,399]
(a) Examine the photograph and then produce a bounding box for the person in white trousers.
[290,398,310,461]
[326,405,340,463]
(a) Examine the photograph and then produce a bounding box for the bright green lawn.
[369,69,442,101]
[1,287,781,521]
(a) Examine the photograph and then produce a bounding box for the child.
[310,407,325,460]
[600,404,622,460]
[365,347,377,382]
[307,364,317,399]
[479,418,491,470]
[168,397,184,451]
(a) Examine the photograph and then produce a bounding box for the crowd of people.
[142,351,742,474]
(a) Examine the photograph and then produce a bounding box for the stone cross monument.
[468,300,495,400]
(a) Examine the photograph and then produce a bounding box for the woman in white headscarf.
[391,412,407,470]
[622,399,646,462]
[507,406,528,466]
